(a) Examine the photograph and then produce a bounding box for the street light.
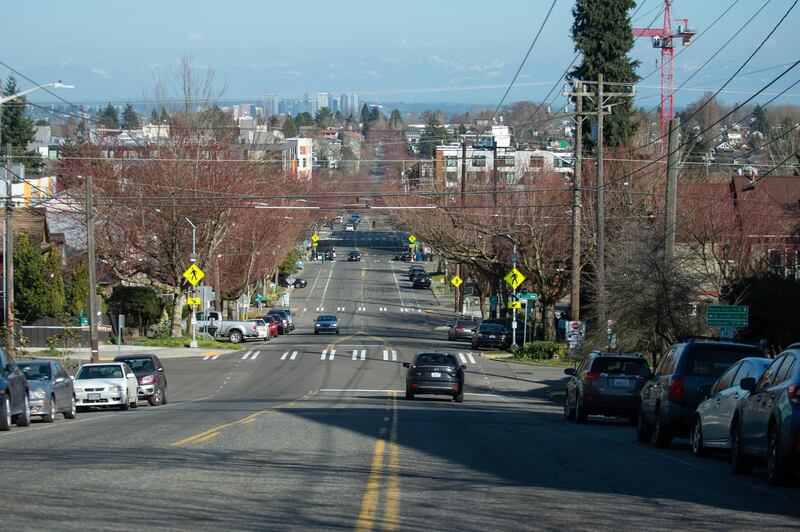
[1,80,72,351]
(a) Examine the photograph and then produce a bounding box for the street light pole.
[186,218,197,348]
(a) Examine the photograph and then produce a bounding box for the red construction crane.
[633,0,696,145]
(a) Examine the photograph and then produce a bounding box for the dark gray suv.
[0,348,31,431]
[637,338,767,448]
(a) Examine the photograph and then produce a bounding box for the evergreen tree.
[99,102,119,129]
[283,115,298,138]
[752,104,769,134]
[360,103,371,134]
[64,258,89,318]
[418,115,451,157]
[389,109,404,130]
[41,245,65,316]
[294,112,315,127]
[315,107,334,127]
[108,286,164,333]
[159,106,170,125]
[458,123,467,135]
[570,0,639,147]
[1,75,42,169]
[121,103,141,129]
[150,108,159,124]
[14,233,48,323]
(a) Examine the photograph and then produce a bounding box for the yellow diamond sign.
[183,264,205,286]
[408,235,417,244]
[504,267,525,289]
[451,275,463,288]
[311,234,319,243]
[187,297,201,306]
[509,301,522,309]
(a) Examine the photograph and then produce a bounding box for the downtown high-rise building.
[264,94,278,117]
[317,92,329,111]
[339,93,359,117]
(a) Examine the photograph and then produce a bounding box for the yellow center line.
[383,393,401,531]
[171,390,317,446]
[355,439,386,532]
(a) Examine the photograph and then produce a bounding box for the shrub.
[513,341,566,361]
[146,322,171,339]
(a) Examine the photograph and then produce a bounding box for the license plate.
[431,372,442,378]
[488,335,497,339]
[613,379,629,388]
[88,393,100,400]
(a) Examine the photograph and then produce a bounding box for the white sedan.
[74,362,139,410]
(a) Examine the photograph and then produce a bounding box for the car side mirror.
[158,367,164,372]
[461,365,467,371]
[698,384,712,397]
[564,368,576,376]
[54,377,66,384]
[402,362,410,368]
[740,377,756,392]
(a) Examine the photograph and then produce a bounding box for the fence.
[19,316,112,348]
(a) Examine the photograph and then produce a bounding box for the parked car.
[471,323,511,350]
[403,352,466,402]
[563,352,651,424]
[17,360,77,422]
[448,318,479,341]
[393,252,413,262]
[412,274,432,289]
[314,315,340,334]
[196,311,260,344]
[292,278,307,288]
[266,312,289,334]
[0,348,30,430]
[733,345,800,484]
[113,354,168,406]
[348,250,362,262]
[277,273,296,287]
[269,308,295,331]
[74,362,139,411]
[247,319,270,340]
[637,338,767,448]
[481,317,525,345]
[259,315,280,338]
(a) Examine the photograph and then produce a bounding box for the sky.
[1,0,798,111]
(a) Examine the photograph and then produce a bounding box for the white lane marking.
[251,351,260,360]
[329,349,336,361]
[458,353,467,364]
[202,356,210,360]
[360,349,366,360]
[321,349,328,360]
[281,351,289,360]
[392,350,398,361]
[211,355,220,360]
[242,351,252,360]
[303,308,307,312]
[390,262,406,307]
[467,353,476,364]
[383,349,388,361]
[319,260,335,309]
[353,349,358,360]
[417,309,422,313]
[290,350,298,360]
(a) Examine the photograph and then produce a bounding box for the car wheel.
[229,331,243,344]
[636,406,652,443]
[405,388,414,400]
[130,393,139,409]
[454,390,464,403]
[314,331,319,335]
[575,397,588,424]
[148,386,164,406]
[652,407,672,448]
[64,395,77,419]
[0,395,11,431]
[336,330,340,335]
[731,420,753,474]
[42,395,56,423]
[563,394,575,421]
[691,416,709,457]
[162,385,168,405]
[15,394,31,427]
[121,394,130,411]
[767,423,791,486]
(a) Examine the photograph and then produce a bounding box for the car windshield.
[686,346,764,377]
[479,324,505,332]
[251,320,265,326]
[76,365,124,379]
[317,316,337,322]
[117,358,155,372]
[19,363,51,380]
[416,354,457,366]
[456,320,476,327]
[592,357,650,376]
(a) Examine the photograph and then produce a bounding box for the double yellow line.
[171,390,318,446]
[355,392,401,531]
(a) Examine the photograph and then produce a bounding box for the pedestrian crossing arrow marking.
[187,297,201,306]
[509,301,522,309]
[504,267,525,289]
[451,275,463,288]
[183,264,205,286]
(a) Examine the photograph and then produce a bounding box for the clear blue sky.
[1,0,797,109]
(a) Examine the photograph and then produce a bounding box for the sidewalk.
[24,344,236,362]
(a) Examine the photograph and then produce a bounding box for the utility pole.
[595,73,607,330]
[491,139,499,318]
[455,140,467,314]
[3,144,13,350]
[570,82,584,321]
[664,116,681,263]
[186,218,198,348]
[86,174,99,362]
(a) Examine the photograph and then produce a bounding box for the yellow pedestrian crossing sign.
[311,234,319,243]
[183,264,205,286]
[408,235,417,244]
[504,267,525,289]
[451,275,463,288]
[187,297,201,306]
[509,301,522,309]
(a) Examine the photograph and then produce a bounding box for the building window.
[445,156,458,168]
[497,156,514,167]
[530,156,544,171]
[472,156,486,167]
[300,146,309,155]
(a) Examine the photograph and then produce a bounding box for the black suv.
[403,352,466,402]
[412,274,432,289]
[114,354,168,406]
[0,348,31,431]
[564,352,651,424]
[637,338,767,448]
[347,250,361,262]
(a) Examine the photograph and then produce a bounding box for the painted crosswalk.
[240,351,262,360]
[382,349,398,361]
[315,307,325,312]
[357,306,367,312]
[399,307,422,313]
[201,354,221,361]
[351,349,366,360]
[321,349,336,360]
[378,307,388,312]
[458,352,477,364]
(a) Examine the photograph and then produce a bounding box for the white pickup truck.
[195,311,260,344]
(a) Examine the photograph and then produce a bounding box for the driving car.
[733,345,800,484]
[17,360,77,422]
[691,357,771,457]
[408,266,426,282]
[314,315,340,334]
[347,250,361,261]
[563,352,651,424]
[393,252,412,262]
[0,348,31,430]
[448,318,479,341]
[412,274,432,289]
[471,322,511,350]
[345,223,355,232]
[113,354,168,406]
[403,352,466,402]
[637,338,767,448]
[74,362,139,411]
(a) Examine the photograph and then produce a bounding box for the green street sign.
[518,293,538,300]
[707,305,748,328]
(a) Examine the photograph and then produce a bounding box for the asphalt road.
[2,225,798,531]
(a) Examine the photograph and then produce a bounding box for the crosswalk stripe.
[202,356,210,360]
[329,349,336,360]
[383,349,388,361]
[392,350,398,361]
[321,349,328,360]
[353,349,358,360]
[211,355,220,360]
[290,351,298,360]
[458,353,467,364]
[281,351,289,360]
[417,309,422,313]
[242,351,252,360]
[360,349,366,360]
[251,351,260,360]
[467,353,476,364]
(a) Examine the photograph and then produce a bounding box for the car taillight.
[456,326,463,331]
[583,371,601,381]
[669,377,684,401]
[788,385,800,404]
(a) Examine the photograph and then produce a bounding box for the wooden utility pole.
[455,140,467,314]
[596,73,607,330]
[664,116,681,263]
[570,83,584,321]
[86,175,99,362]
[491,139,499,318]
[3,144,13,350]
